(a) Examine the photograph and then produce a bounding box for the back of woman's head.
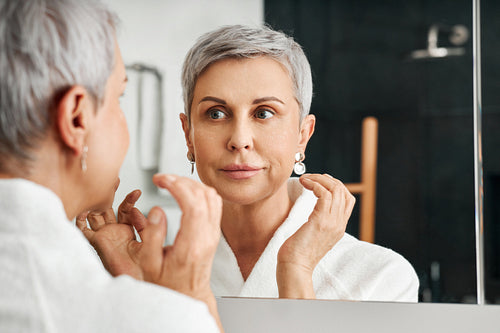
[0,0,118,166]
[182,24,313,123]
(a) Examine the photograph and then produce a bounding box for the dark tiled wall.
[266,0,500,302]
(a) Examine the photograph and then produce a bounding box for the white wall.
[104,0,263,232]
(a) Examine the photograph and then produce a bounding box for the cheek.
[192,128,220,160]
[118,113,130,154]
[95,112,129,165]
[260,126,298,162]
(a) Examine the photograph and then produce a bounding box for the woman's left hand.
[76,189,151,280]
[276,173,355,299]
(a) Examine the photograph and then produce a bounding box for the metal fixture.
[409,24,469,60]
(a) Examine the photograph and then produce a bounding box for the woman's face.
[183,56,314,205]
[85,42,129,211]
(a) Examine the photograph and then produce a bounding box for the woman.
[179,25,419,301]
[0,0,222,331]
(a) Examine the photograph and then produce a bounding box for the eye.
[255,109,274,119]
[208,108,226,120]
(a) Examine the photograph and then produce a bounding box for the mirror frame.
[473,0,485,304]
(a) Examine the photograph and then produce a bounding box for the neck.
[1,142,84,221]
[221,182,293,279]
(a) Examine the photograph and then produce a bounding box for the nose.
[227,118,253,151]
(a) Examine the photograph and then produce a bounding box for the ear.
[56,86,92,156]
[297,114,316,153]
[179,113,194,153]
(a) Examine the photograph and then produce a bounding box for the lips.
[221,164,262,180]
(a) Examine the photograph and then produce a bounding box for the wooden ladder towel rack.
[345,116,378,244]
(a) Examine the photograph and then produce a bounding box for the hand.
[76,189,165,280]
[276,173,355,299]
[149,174,222,299]
[149,174,223,331]
[76,174,223,329]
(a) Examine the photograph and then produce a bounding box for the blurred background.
[107,0,500,304]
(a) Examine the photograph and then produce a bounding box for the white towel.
[137,71,162,170]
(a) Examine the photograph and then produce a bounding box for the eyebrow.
[199,96,226,104]
[198,96,285,105]
[252,96,285,105]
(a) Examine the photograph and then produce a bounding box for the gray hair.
[0,0,118,164]
[181,24,313,123]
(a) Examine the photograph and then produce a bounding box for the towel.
[137,70,162,170]
[210,178,420,302]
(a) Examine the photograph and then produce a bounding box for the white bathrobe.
[0,179,218,333]
[211,178,419,302]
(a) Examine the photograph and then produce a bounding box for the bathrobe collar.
[211,177,316,297]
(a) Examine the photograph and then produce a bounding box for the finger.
[75,212,95,240]
[302,174,350,213]
[87,211,106,230]
[118,190,142,215]
[75,211,89,231]
[302,173,345,194]
[103,208,117,224]
[140,206,169,241]
[300,174,350,235]
[117,190,141,221]
[299,176,332,223]
[205,186,223,231]
[154,175,206,224]
[345,192,356,220]
[330,184,347,222]
[117,190,148,231]
[155,174,213,257]
[138,206,168,279]
[203,186,223,249]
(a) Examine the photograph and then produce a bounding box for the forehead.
[194,56,294,97]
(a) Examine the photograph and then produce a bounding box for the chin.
[88,188,116,213]
[218,186,268,206]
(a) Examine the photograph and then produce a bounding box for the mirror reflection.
[264,1,479,303]
[109,0,500,303]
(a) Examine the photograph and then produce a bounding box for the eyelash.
[255,108,275,119]
[207,108,226,119]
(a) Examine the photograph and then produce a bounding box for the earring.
[81,145,88,172]
[187,152,195,175]
[294,152,306,175]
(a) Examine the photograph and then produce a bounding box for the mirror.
[107,0,499,303]
[264,0,478,303]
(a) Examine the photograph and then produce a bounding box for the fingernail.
[301,177,312,183]
[155,174,176,188]
[164,175,176,183]
[149,209,161,224]
[160,175,176,186]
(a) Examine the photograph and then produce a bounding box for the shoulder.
[318,234,419,302]
[331,234,412,267]
[97,276,220,332]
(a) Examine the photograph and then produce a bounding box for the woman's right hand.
[150,174,223,331]
[76,174,222,327]
[148,174,222,300]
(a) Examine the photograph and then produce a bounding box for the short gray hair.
[181,25,313,123]
[0,0,118,164]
